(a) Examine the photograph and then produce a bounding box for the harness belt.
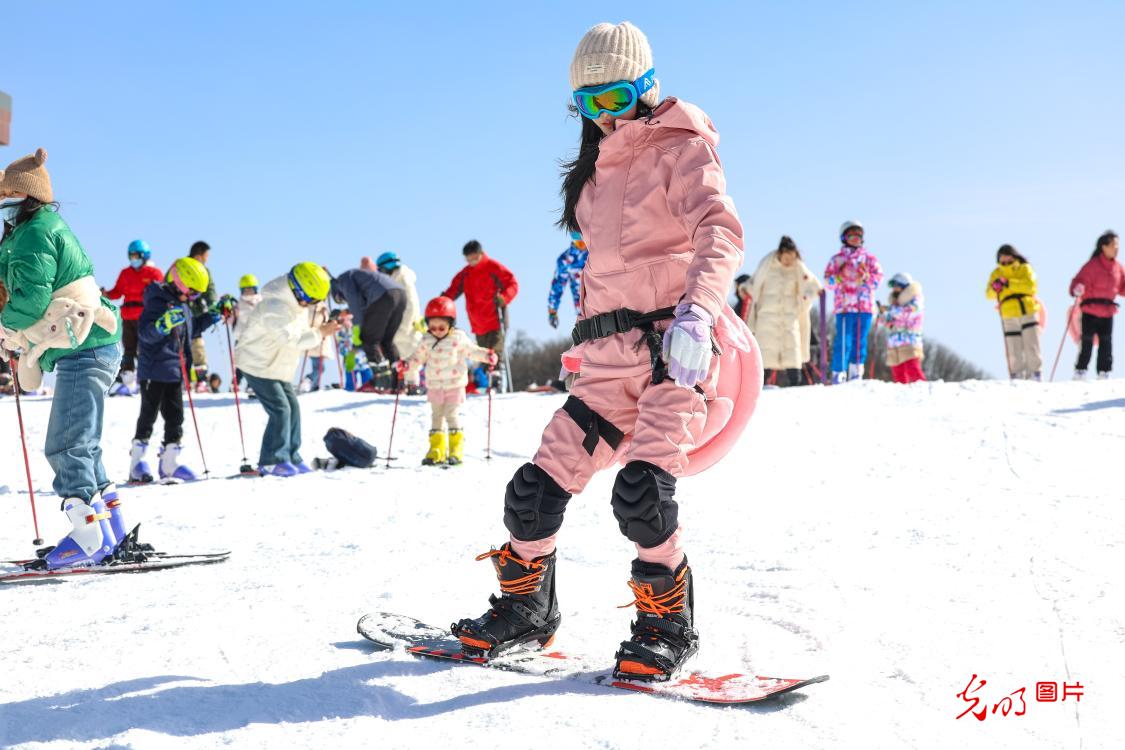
[1001,292,1029,316]
[562,396,624,456]
[1080,297,1120,309]
[570,306,676,385]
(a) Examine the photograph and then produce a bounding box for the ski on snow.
[0,551,230,584]
[357,612,828,704]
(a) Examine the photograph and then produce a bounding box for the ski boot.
[1097,371,1110,381]
[422,430,447,466]
[100,483,126,547]
[446,429,464,466]
[452,543,561,658]
[831,371,847,385]
[293,460,314,474]
[158,443,198,482]
[1074,370,1087,381]
[847,363,864,381]
[613,557,699,682]
[40,498,117,569]
[129,439,155,484]
[260,462,298,477]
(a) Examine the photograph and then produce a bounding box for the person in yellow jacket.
[986,244,1042,380]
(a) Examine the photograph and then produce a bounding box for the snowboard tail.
[357,612,827,704]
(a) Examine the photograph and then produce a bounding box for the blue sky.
[3,0,1123,379]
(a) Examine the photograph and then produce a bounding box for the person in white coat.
[748,236,823,386]
[235,263,338,476]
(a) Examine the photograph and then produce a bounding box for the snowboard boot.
[446,429,464,466]
[42,498,116,569]
[613,557,699,682]
[158,443,198,482]
[422,430,447,466]
[452,543,561,658]
[129,439,154,484]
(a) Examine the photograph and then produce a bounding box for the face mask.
[129,258,144,269]
[0,199,24,223]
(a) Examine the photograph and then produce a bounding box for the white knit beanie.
[570,22,660,108]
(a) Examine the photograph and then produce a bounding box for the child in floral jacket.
[879,272,925,383]
[824,220,883,381]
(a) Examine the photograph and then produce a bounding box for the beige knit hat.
[0,148,52,202]
[570,22,660,108]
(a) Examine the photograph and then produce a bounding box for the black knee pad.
[503,463,573,541]
[610,460,679,548]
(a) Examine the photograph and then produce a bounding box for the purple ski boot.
[158,443,198,483]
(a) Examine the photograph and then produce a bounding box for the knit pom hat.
[570,22,660,108]
[0,148,52,202]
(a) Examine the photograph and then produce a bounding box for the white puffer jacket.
[748,254,823,369]
[389,264,422,360]
[404,328,493,390]
[234,276,323,381]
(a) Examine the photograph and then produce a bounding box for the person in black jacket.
[129,258,210,484]
[330,267,407,368]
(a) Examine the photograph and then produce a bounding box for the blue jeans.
[243,373,303,466]
[45,343,122,502]
[832,312,873,372]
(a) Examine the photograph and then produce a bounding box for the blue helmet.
[127,239,151,260]
[376,251,401,272]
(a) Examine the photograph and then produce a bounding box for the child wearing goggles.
[453,22,752,685]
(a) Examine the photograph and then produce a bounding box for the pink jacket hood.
[568,97,744,378]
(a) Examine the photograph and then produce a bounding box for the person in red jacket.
[442,239,518,375]
[102,239,164,394]
[1070,229,1124,379]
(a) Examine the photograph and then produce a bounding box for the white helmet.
[889,272,913,288]
[839,220,864,242]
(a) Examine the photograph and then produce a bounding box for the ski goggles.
[573,69,655,120]
[167,272,202,300]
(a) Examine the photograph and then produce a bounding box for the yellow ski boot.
[447,429,464,466]
[422,430,448,466]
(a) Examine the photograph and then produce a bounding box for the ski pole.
[10,358,44,546]
[223,321,253,474]
[334,335,345,388]
[996,297,1015,379]
[297,352,308,389]
[867,316,881,380]
[385,367,403,469]
[179,344,210,477]
[1049,302,1078,382]
[486,364,494,461]
[818,290,828,385]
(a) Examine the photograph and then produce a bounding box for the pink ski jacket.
[1070,253,1124,319]
[824,246,884,314]
[563,98,745,378]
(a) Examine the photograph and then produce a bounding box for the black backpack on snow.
[323,427,378,468]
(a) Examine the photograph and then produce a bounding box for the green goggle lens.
[575,86,635,118]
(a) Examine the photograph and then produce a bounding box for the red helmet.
[424,296,456,319]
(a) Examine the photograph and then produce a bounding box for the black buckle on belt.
[572,309,638,345]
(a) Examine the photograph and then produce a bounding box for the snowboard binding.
[613,557,699,682]
[451,544,561,659]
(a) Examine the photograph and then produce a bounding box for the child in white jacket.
[405,296,496,466]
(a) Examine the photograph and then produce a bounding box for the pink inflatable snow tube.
[681,305,763,476]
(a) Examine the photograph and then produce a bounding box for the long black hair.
[557,104,652,232]
[2,196,57,242]
[996,244,1029,264]
[1092,230,1118,260]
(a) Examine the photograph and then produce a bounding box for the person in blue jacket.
[128,257,211,484]
[547,230,588,329]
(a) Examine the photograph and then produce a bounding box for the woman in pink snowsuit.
[454,21,747,682]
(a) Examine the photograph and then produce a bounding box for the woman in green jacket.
[985,244,1042,380]
[0,149,125,569]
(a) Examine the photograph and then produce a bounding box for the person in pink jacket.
[452,21,746,682]
[1070,230,1123,379]
[404,296,496,466]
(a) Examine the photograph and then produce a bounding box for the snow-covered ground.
[0,379,1121,749]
